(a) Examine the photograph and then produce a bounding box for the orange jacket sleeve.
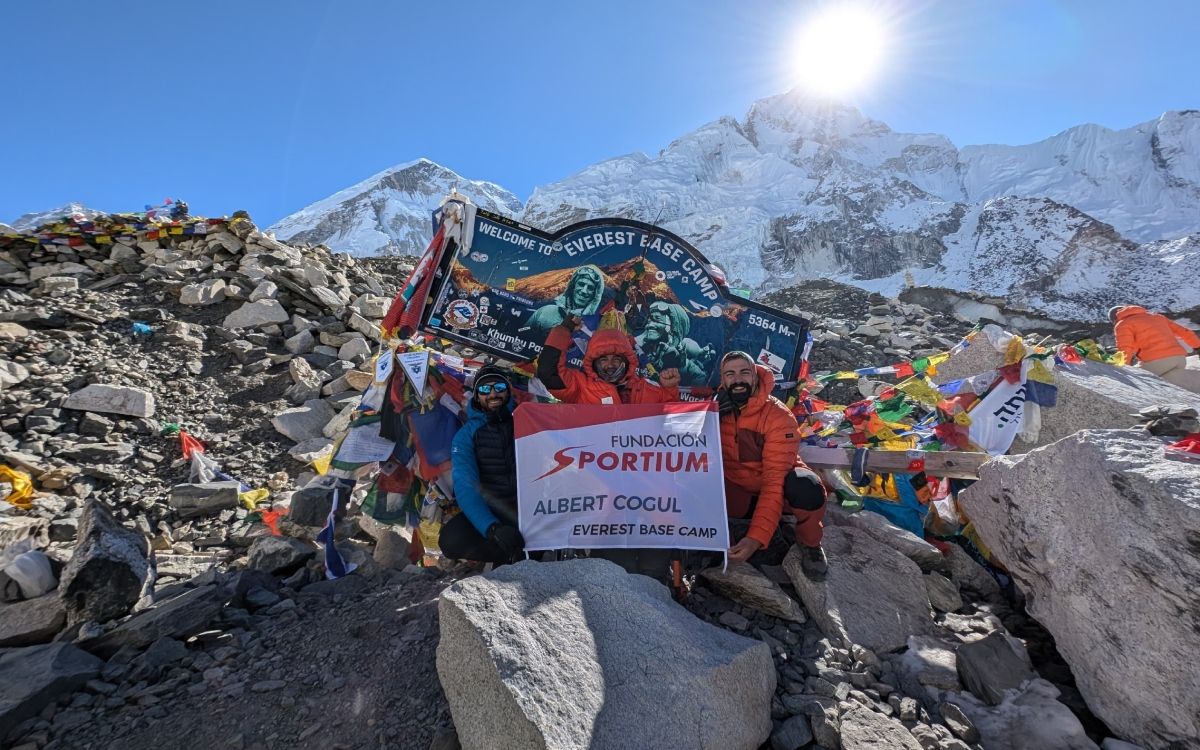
[638,379,679,403]
[746,403,801,549]
[1167,320,1200,350]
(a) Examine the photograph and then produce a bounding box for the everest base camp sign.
[514,403,729,552]
[424,209,809,390]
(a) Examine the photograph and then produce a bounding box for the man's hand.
[659,368,681,389]
[728,537,763,563]
[487,523,526,558]
[716,387,736,416]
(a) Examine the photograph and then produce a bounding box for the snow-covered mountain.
[9,202,105,231]
[523,91,1200,320]
[269,90,1200,320]
[268,159,521,256]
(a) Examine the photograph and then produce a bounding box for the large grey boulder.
[272,399,336,442]
[947,679,1099,750]
[934,327,1199,451]
[0,595,67,646]
[179,278,226,306]
[0,360,29,388]
[826,504,949,573]
[80,584,224,658]
[222,299,289,329]
[839,703,924,750]
[246,536,316,575]
[59,500,150,625]
[783,526,933,653]
[63,383,156,418]
[956,631,1036,706]
[169,481,241,518]
[700,561,806,622]
[437,558,775,750]
[961,429,1200,749]
[0,643,102,739]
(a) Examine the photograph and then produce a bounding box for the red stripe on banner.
[513,402,716,439]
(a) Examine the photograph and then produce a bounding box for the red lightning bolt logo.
[534,445,587,481]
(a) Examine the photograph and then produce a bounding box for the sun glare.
[793,5,889,97]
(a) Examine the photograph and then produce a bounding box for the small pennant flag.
[399,351,430,396]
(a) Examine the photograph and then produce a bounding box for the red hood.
[583,329,640,379]
[1114,305,1148,322]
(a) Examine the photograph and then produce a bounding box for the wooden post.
[799,445,988,480]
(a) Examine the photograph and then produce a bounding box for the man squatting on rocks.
[441,366,527,565]
[536,313,683,577]
[717,351,828,579]
[1110,305,1200,394]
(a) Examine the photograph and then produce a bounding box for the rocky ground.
[0,213,1166,750]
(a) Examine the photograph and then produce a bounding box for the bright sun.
[793,5,889,97]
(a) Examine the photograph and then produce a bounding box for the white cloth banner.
[514,403,729,552]
[967,364,1028,455]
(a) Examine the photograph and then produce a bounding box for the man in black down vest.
[441,365,526,564]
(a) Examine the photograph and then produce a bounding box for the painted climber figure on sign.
[635,301,716,386]
[526,264,606,338]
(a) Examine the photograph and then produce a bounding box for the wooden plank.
[799,445,989,480]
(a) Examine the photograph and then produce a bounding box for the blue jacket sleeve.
[451,424,499,535]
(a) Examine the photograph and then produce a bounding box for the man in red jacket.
[717,351,828,579]
[535,314,681,580]
[536,315,681,403]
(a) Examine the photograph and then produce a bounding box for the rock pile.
[962,429,1200,750]
[0,211,428,745]
[0,208,1190,750]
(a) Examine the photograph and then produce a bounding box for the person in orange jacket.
[535,314,681,580]
[717,351,828,578]
[536,314,681,403]
[1111,306,1200,394]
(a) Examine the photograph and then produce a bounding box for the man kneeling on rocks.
[441,365,526,565]
[717,351,828,579]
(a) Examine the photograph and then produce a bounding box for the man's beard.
[727,383,752,404]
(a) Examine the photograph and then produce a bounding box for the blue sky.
[3,0,1197,227]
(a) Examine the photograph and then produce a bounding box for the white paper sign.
[333,423,397,463]
[968,373,1027,455]
[514,403,728,552]
[398,351,429,396]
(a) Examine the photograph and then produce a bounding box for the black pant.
[438,513,525,565]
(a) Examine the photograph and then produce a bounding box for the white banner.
[514,403,729,552]
[968,368,1027,455]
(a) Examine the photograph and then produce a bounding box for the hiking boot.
[800,544,828,580]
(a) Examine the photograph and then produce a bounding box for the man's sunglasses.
[476,382,509,395]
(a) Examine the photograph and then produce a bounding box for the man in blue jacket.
[440,365,526,564]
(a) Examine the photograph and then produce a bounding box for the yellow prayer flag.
[1027,359,1055,384]
[239,488,270,509]
[1003,336,1026,365]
